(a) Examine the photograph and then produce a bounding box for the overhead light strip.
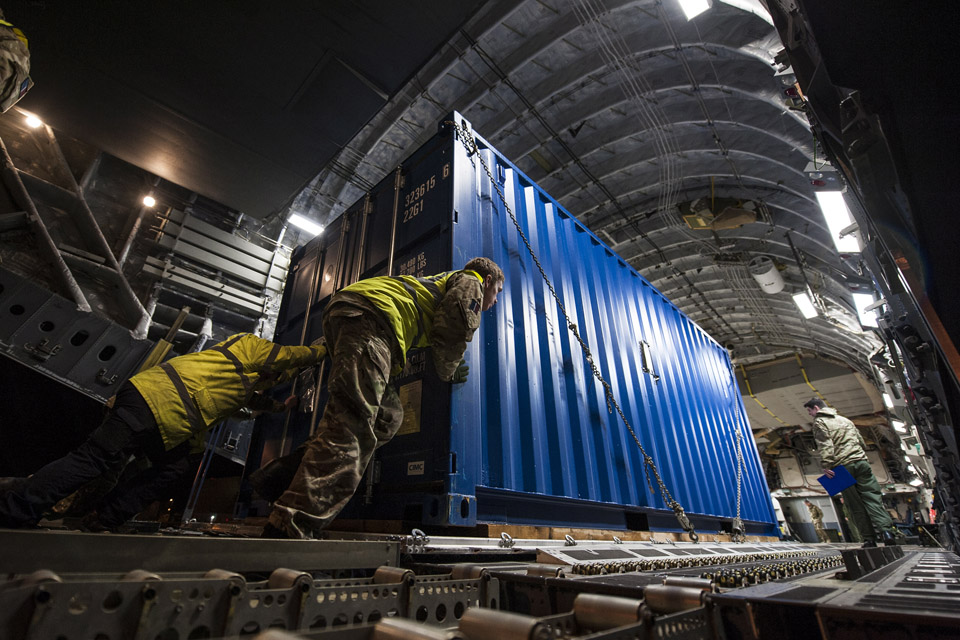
[288,213,324,237]
[792,291,818,319]
[678,0,711,20]
[815,191,860,253]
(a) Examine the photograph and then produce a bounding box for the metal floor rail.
[1,529,956,640]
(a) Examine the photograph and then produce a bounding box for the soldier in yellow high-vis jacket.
[0,334,325,530]
[263,257,504,539]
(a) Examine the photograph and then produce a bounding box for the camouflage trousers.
[270,303,402,538]
[841,459,894,543]
[813,519,829,543]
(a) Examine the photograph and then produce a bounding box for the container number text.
[403,174,437,223]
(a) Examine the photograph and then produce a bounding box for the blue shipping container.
[261,112,778,536]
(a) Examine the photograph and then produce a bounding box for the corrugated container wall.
[258,113,778,536]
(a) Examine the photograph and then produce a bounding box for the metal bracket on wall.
[95,368,118,386]
[23,339,61,361]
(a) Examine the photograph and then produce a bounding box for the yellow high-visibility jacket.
[130,334,325,450]
[337,270,484,378]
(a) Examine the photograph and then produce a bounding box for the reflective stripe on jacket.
[337,270,484,378]
[812,406,868,468]
[130,334,324,450]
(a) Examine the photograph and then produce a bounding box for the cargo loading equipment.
[1,528,956,640]
[248,112,777,540]
[0,111,956,639]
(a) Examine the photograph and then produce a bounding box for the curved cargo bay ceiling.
[10,0,489,222]
[7,0,885,424]
[290,0,882,410]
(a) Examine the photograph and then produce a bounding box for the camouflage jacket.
[812,407,868,468]
[807,504,824,521]
[0,15,31,112]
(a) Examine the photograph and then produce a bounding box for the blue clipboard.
[817,465,857,495]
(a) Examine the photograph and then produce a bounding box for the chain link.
[448,121,697,541]
[731,425,746,543]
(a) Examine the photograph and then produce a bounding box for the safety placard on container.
[397,379,422,436]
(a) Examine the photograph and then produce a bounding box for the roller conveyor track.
[1,529,957,639]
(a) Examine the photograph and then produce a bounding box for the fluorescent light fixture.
[903,455,911,462]
[142,195,156,208]
[907,464,917,473]
[24,114,42,128]
[288,213,324,237]
[909,478,923,487]
[891,420,907,433]
[815,191,860,253]
[717,0,773,25]
[882,393,894,409]
[678,0,710,20]
[853,293,879,328]
[792,291,818,319]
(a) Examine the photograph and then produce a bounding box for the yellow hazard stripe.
[795,353,827,401]
[740,365,788,426]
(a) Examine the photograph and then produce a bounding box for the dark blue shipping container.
[258,112,778,537]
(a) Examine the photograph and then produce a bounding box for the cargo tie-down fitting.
[448,120,705,543]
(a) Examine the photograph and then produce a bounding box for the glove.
[452,360,469,384]
[310,336,327,360]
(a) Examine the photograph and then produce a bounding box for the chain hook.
[671,503,699,543]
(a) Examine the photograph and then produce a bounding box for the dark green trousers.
[840,459,893,542]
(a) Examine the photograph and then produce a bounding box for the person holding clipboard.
[805,397,898,547]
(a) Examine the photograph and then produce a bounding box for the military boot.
[249,446,307,502]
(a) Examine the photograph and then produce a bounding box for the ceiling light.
[142,195,156,208]
[909,478,923,487]
[907,464,917,473]
[678,0,711,20]
[852,293,879,328]
[903,455,911,463]
[24,114,42,128]
[792,291,818,319]
[815,191,860,254]
[891,420,907,433]
[717,0,773,25]
[882,393,894,409]
[288,213,324,237]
